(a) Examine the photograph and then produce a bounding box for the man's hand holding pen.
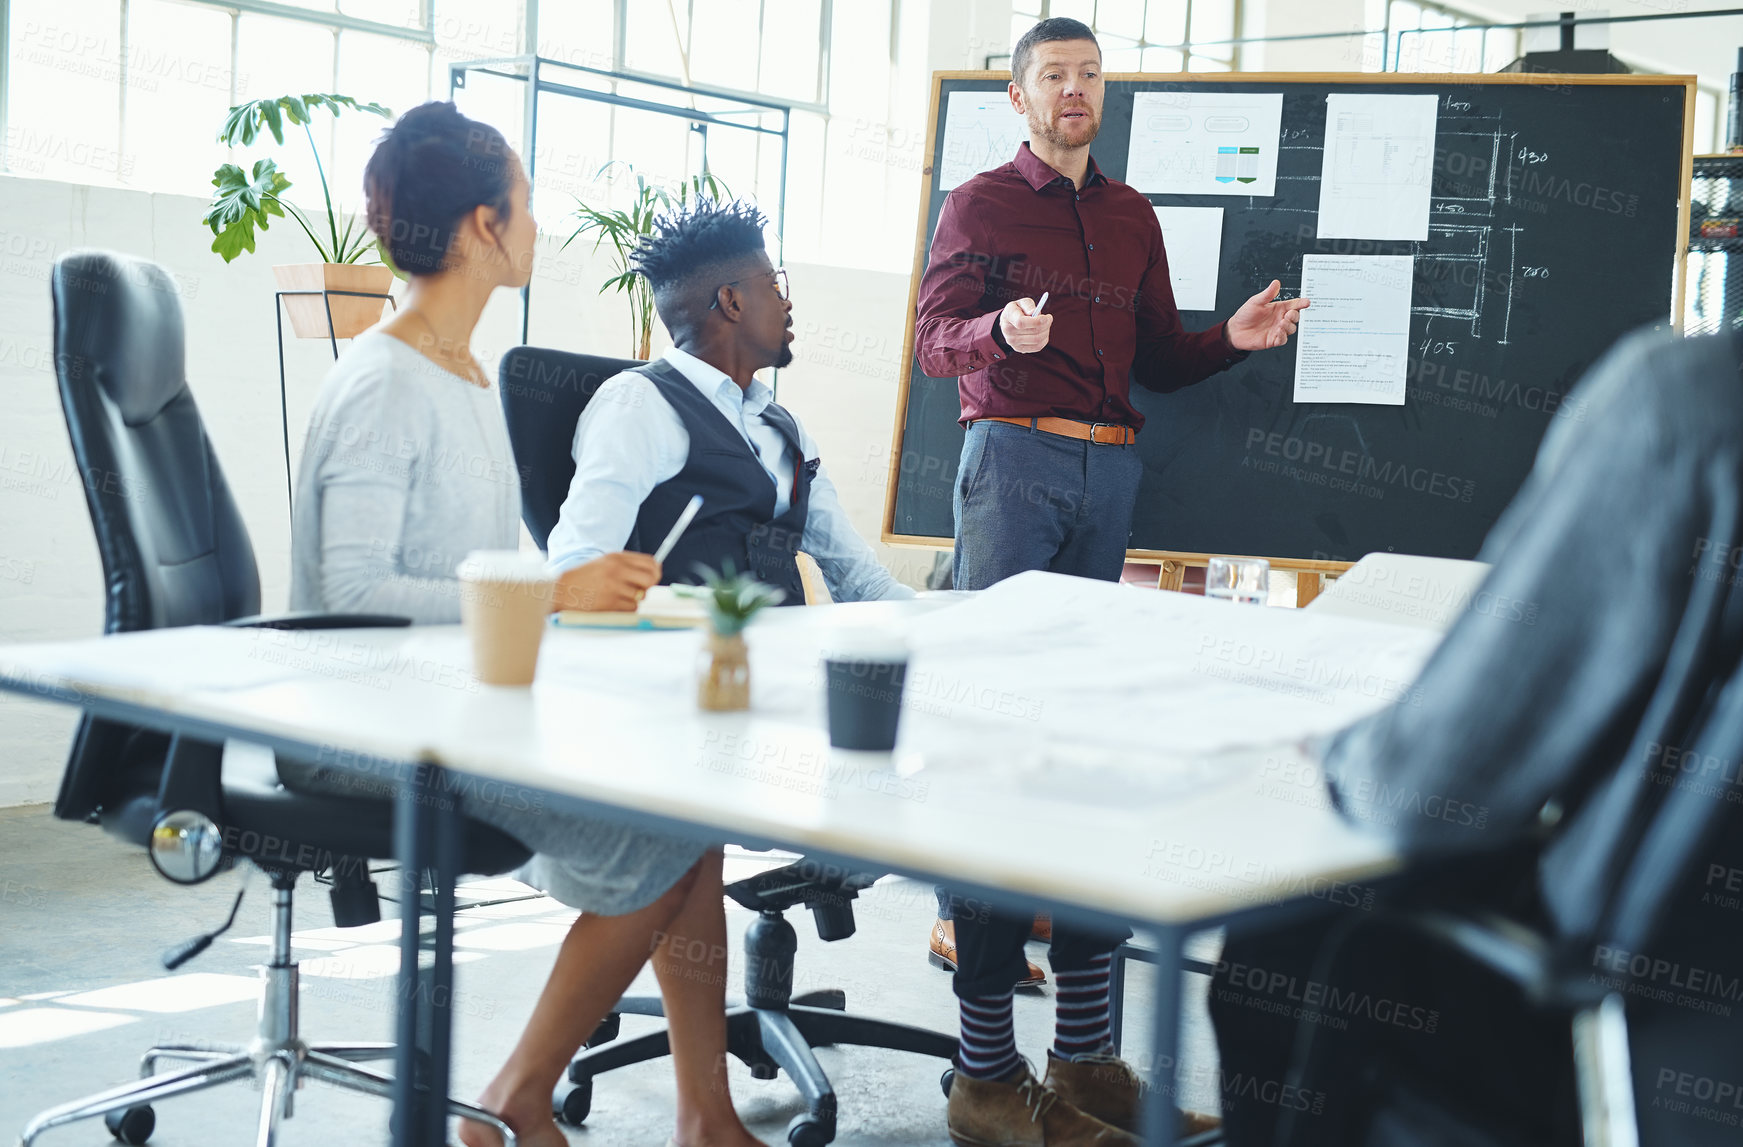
[999,292,1053,354]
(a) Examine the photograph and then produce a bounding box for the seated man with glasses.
[548,199,912,605]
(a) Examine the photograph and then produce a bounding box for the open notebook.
[553,584,710,630]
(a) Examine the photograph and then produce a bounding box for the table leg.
[1140,928,1184,1147]
[392,763,461,1147]
[1110,943,1129,1056]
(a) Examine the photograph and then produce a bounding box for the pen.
[653,495,704,565]
[1027,291,1050,317]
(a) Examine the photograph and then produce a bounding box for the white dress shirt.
[546,346,913,603]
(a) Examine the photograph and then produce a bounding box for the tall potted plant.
[202,93,394,340]
[562,162,729,360]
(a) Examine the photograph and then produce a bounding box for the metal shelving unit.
[447,55,792,348]
[1688,153,1743,337]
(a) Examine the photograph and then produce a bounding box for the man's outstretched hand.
[1226,279,1310,352]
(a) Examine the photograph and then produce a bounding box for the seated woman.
[287,101,764,1147]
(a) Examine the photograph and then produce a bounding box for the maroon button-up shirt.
[915,143,1247,432]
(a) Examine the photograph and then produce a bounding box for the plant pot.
[274,263,394,340]
[698,632,750,711]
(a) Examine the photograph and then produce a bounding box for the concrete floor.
[0,803,1222,1146]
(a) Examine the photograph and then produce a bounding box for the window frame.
[1006,0,1245,73]
[1,0,436,180]
[0,0,834,184]
[1385,0,1518,76]
[609,0,832,116]
[1385,1,1726,152]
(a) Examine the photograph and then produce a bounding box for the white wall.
[0,172,927,805]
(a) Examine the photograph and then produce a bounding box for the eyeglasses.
[710,267,789,309]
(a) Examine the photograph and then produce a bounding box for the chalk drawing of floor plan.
[1413,113,1525,345]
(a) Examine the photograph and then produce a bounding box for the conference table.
[0,565,1470,1147]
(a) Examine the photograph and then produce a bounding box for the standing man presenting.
[914,17,1309,1145]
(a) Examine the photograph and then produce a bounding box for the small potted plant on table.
[695,565,784,711]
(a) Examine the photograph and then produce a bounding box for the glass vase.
[698,632,750,711]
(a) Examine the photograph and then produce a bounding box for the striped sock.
[1053,952,1114,1060]
[957,988,1022,1081]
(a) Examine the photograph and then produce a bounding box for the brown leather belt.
[975,415,1136,446]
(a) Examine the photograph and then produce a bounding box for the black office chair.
[499,345,959,1147]
[23,251,533,1147]
[497,346,643,549]
[1272,607,1743,1147]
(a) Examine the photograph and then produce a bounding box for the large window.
[601,0,828,109]
[1007,1,1241,74]
[2,0,831,195]
[509,0,838,264]
[1379,0,1725,153]
[4,0,435,198]
[0,0,955,273]
[1383,0,1518,74]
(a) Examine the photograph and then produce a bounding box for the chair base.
[20,879,516,1147]
[21,1013,514,1147]
[559,990,959,1147]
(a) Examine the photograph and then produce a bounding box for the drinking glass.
[1205,557,1270,605]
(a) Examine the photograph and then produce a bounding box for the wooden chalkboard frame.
[882,70,1696,579]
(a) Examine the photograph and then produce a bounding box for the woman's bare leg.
[457,862,704,1147]
[650,848,761,1146]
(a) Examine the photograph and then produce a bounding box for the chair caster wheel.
[106,1105,155,1145]
[940,1067,955,1098]
[787,1113,831,1147]
[553,1077,592,1126]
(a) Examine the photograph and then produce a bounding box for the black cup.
[824,655,909,751]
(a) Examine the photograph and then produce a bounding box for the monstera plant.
[202,93,395,339]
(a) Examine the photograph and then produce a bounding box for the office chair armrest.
[1397,909,1558,1003]
[223,611,413,630]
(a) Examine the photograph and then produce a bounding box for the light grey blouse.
[289,330,519,624]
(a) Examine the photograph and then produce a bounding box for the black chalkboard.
[884,73,1692,568]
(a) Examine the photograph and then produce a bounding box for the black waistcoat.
[627,359,812,605]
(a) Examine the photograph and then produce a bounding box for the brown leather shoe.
[947,1061,1138,1146]
[1031,913,1052,943]
[1041,1052,1220,1138]
[1044,1052,1143,1133]
[1182,1110,1222,1138]
[930,918,1046,988]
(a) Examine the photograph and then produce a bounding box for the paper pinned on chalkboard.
[1316,93,1438,240]
[1126,91,1283,197]
[1153,206,1224,312]
[937,91,1030,191]
[1293,254,1414,406]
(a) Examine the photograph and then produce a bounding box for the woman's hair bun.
[364,101,515,275]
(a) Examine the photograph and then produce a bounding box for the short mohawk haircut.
[630,199,768,295]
